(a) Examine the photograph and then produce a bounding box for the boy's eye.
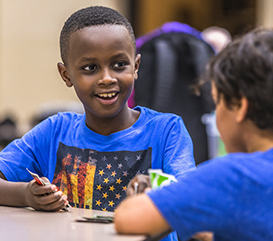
[83,64,97,71]
[114,61,127,68]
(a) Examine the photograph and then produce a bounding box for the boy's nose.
[98,69,117,86]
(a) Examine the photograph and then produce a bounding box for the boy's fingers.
[127,174,151,196]
[29,179,57,195]
[35,195,68,212]
[135,174,151,193]
[126,177,138,196]
[192,232,213,241]
[26,180,66,211]
[40,177,50,185]
[135,174,150,184]
[34,191,63,205]
[44,195,68,212]
[126,186,135,197]
[138,182,149,193]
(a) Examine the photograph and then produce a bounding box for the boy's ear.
[57,62,73,87]
[236,97,249,123]
[134,54,141,80]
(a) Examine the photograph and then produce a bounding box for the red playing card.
[26,168,47,186]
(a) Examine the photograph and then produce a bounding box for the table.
[0,206,145,241]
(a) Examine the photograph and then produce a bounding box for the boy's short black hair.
[207,28,273,130]
[60,6,136,65]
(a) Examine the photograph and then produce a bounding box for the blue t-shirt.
[148,148,273,241]
[0,106,194,212]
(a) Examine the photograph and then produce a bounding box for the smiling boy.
[57,16,140,132]
[0,5,194,220]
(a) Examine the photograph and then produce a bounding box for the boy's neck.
[242,122,273,153]
[85,107,140,136]
[246,132,273,153]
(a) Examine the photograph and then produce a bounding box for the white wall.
[0,0,272,135]
[256,0,273,28]
[0,0,129,134]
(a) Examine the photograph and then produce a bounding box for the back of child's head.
[60,6,136,65]
[207,28,273,130]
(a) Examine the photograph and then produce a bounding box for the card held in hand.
[26,168,71,211]
[26,168,47,186]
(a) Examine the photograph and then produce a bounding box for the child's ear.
[236,97,249,123]
[134,54,141,80]
[57,62,73,87]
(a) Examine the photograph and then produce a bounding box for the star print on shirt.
[103,178,109,184]
[103,192,108,199]
[123,171,128,177]
[111,171,116,177]
[97,184,102,191]
[108,200,114,207]
[53,143,152,211]
[122,186,127,191]
[136,155,142,161]
[101,156,107,161]
[92,148,151,212]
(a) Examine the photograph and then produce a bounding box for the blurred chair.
[30,100,84,128]
[0,115,19,150]
[132,22,215,165]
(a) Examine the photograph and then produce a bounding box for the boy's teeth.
[98,92,116,98]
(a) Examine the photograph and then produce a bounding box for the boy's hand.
[25,177,68,212]
[192,232,213,241]
[126,174,151,197]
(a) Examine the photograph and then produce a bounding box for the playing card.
[76,216,114,223]
[26,168,47,186]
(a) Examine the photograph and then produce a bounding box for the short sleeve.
[162,116,196,179]
[0,115,58,182]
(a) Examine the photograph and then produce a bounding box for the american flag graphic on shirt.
[52,142,151,212]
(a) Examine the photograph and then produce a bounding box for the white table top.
[0,206,145,241]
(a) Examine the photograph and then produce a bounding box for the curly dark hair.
[207,28,273,130]
[59,6,136,65]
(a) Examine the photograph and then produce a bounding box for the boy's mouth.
[96,92,118,99]
[95,91,120,105]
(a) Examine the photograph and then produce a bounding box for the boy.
[115,28,273,241]
[0,6,194,214]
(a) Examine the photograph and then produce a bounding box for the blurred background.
[0,0,272,151]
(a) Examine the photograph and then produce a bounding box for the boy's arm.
[115,193,213,241]
[0,171,31,207]
[114,193,170,235]
[0,171,67,211]
[0,171,6,180]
